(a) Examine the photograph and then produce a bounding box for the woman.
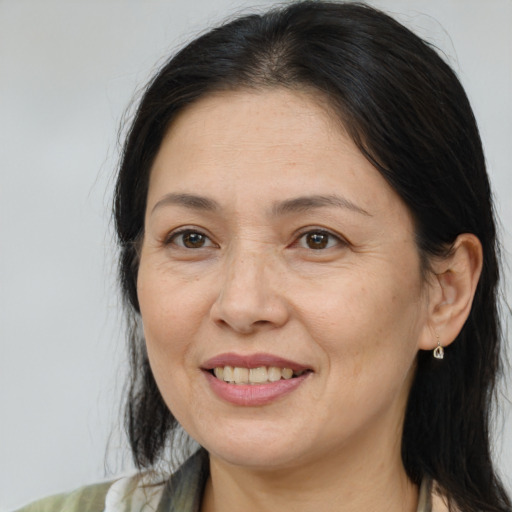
[17,1,511,511]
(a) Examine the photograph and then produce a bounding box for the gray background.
[1,0,511,510]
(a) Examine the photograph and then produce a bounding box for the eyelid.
[161,225,348,250]
[164,227,217,248]
[293,227,349,249]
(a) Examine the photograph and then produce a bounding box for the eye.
[297,230,343,250]
[167,229,215,249]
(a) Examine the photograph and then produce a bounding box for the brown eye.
[170,230,214,249]
[183,232,206,248]
[299,230,340,250]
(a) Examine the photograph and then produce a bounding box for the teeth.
[281,368,293,380]
[213,365,306,384]
[268,366,282,382]
[233,367,249,384]
[249,367,268,383]
[223,365,234,382]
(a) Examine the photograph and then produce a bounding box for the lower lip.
[204,371,310,406]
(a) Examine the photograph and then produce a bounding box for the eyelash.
[164,227,346,251]
[293,229,346,251]
[165,228,216,249]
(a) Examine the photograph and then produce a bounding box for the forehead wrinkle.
[271,194,372,217]
[150,192,220,216]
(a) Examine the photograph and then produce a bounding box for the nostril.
[253,320,271,326]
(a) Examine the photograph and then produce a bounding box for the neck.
[201,431,418,512]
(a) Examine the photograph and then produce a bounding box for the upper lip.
[201,352,311,372]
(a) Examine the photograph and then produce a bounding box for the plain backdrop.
[1,0,511,510]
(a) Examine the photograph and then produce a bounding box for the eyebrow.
[271,194,371,217]
[151,193,220,215]
[150,192,370,217]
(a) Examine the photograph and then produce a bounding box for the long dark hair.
[113,2,510,510]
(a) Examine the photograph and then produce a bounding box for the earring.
[433,333,444,360]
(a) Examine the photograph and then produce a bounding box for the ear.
[418,233,483,351]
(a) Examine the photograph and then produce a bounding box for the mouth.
[201,353,313,396]
[208,366,311,385]
[203,357,312,406]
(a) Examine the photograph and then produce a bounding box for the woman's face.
[137,89,433,470]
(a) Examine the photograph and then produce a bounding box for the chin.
[210,443,306,470]
[190,419,318,470]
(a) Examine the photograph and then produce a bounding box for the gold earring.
[433,333,444,359]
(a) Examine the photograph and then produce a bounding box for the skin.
[137,88,482,512]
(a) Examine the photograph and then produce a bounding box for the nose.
[209,246,289,334]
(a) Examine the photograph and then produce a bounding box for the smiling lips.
[202,353,312,406]
[213,365,307,384]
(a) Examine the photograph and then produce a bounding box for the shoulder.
[14,480,114,512]
[14,449,209,512]
[14,476,166,512]
[14,475,167,512]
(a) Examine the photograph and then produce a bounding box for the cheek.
[307,280,422,432]
[297,267,425,372]
[136,263,204,415]
[138,258,205,334]
[137,263,195,372]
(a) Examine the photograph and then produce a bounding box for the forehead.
[147,88,404,221]
[164,88,343,153]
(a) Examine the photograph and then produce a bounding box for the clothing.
[15,450,207,512]
[15,449,448,512]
